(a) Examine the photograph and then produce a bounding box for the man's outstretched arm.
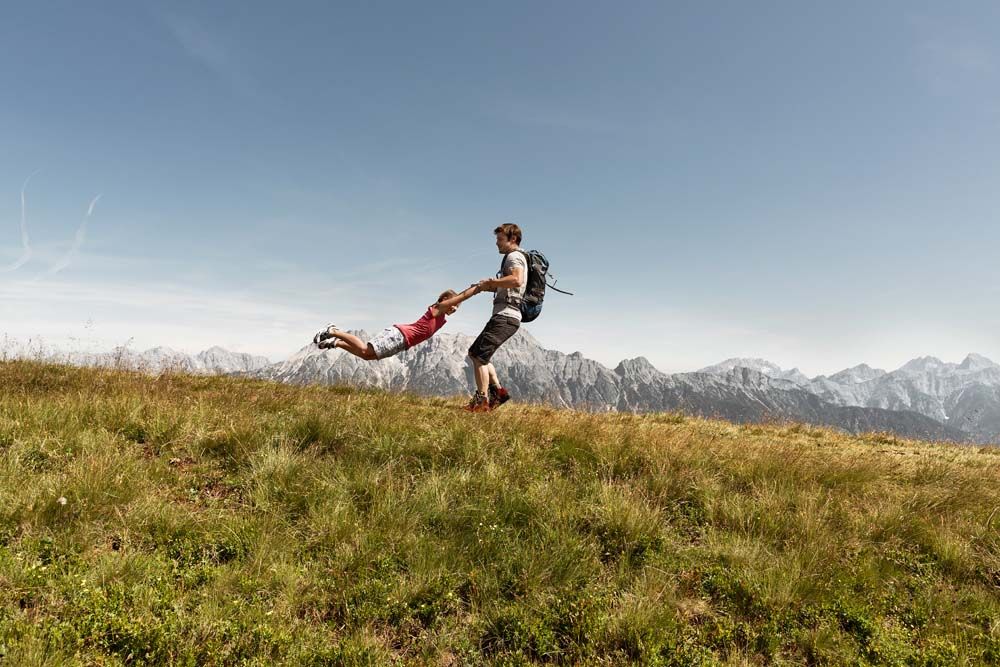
[478,267,524,291]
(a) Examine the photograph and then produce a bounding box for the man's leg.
[463,355,490,411]
[473,359,490,395]
[467,322,498,410]
[487,364,500,388]
[467,315,519,411]
[486,363,512,409]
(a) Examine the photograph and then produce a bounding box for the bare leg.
[487,364,501,388]
[471,357,489,395]
[330,331,378,361]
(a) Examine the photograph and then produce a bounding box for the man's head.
[494,223,522,254]
[437,289,459,315]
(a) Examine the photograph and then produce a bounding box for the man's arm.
[478,267,524,291]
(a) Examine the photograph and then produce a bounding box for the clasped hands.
[472,279,497,294]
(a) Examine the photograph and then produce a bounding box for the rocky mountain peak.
[615,357,662,382]
[197,346,272,373]
[698,357,783,376]
[145,346,183,357]
[900,356,949,373]
[959,353,998,371]
[779,368,812,385]
[829,363,887,385]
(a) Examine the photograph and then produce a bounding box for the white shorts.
[369,326,407,359]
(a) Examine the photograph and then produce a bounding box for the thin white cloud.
[1,171,41,273]
[45,194,101,276]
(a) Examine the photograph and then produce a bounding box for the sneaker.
[313,324,338,346]
[463,392,491,413]
[488,385,510,410]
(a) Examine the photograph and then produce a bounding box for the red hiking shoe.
[463,392,491,413]
[488,385,511,410]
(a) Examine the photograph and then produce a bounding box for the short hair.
[437,289,458,303]
[494,223,522,245]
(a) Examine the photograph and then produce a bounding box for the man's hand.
[477,278,495,292]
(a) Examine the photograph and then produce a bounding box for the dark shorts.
[468,314,520,365]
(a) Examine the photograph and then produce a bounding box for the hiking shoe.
[488,385,510,410]
[313,324,338,346]
[463,392,491,413]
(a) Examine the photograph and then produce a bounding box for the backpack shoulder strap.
[497,249,530,276]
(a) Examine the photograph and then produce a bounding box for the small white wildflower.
[57,496,67,506]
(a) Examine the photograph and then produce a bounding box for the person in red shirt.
[312,286,480,361]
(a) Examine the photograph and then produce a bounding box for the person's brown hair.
[493,223,522,245]
[437,289,458,304]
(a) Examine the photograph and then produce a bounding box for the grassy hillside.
[0,361,998,666]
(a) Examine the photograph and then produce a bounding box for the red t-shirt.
[394,307,447,349]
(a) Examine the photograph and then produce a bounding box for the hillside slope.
[1,361,998,665]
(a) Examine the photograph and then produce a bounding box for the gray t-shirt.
[493,250,528,320]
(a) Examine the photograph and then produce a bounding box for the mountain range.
[699,352,1000,443]
[8,334,1000,444]
[1,342,271,376]
[254,331,984,443]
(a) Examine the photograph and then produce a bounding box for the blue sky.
[2,1,999,375]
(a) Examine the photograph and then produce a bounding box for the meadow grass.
[0,359,998,665]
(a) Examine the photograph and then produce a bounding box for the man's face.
[495,232,514,254]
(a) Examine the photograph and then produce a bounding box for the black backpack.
[499,249,572,323]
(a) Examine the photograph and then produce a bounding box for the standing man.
[465,223,527,412]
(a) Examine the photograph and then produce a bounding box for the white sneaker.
[313,324,338,345]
